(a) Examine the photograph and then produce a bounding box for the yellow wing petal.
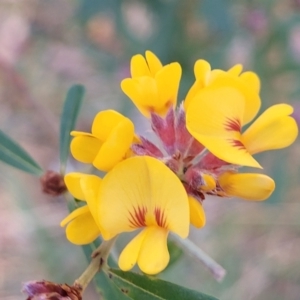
[242,104,298,154]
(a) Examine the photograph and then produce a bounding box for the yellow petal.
[145,51,163,76]
[121,77,159,117]
[60,205,90,227]
[186,86,261,168]
[184,60,211,110]
[200,173,216,192]
[208,72,261,125]
[194,59,211,84]
[155,62,182,115]
[137,227,169,275]
[92,110,132,141]
[79,175,102,229]
[242,104,298,154]
[218,172,275,201]
[228,64,243,76]
[70,131,93,137]
[184,79,205,110]
[239,71,260,93]
[93,118,134,171]
[65,210,100,245]
[98,156,189,240]
[131,54,151,77]
[70,135,101,163]
[118,229,148,271]
[64,172,88,200]
[188,196,206,228]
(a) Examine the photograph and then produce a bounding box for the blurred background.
[0,0,300,299]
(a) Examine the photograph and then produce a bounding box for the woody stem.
[73,237,117,293]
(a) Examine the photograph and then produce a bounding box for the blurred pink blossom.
[0,13,29,66]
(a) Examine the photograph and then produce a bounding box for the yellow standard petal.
[184,60,211,110]
[188,196,206,228]
[218,172,275,201]
[242,104,298,154]
[145,51,163,76]
[122,53,181,117]
[186,86,261,168]
[239,71,260,94]
[227,64,243,77]
[121,77,159,117]
[208,72,261,125]
[194,59,211,83]
[91,110,132,141]
[155,62,182,115]
[98,156,189,240]
[93,118,134,171]
[70,135,101,163]
[131,54,151,77]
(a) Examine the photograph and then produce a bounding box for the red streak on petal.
[154,207,167,228]
[229,139,246,150]
[128,206,147,228]
[224,118,241,132]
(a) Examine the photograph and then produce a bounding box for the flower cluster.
[61,51,298,275]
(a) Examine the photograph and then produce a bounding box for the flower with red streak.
[62,51,298,275]
[186,87,298,168]
[81,156,189,275]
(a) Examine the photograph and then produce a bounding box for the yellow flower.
[121,51,182,117]
[186,86,298,168]
[70,110,134,172]
[81,156,189,275]
[218,172,275,201]
[184,60,261,125]
[60,173,102,245]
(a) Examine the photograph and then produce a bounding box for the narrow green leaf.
[107,269,219,300]
[0,130,43,175]
[59,84,85,173]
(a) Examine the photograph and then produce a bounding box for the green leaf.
[59,84,85,173]
[106,269,219,300]
[0,130,43,175]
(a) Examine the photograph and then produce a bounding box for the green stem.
[74,237,117,292]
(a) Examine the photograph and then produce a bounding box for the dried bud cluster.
[40,170,67,196]
[23,280,82,300]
